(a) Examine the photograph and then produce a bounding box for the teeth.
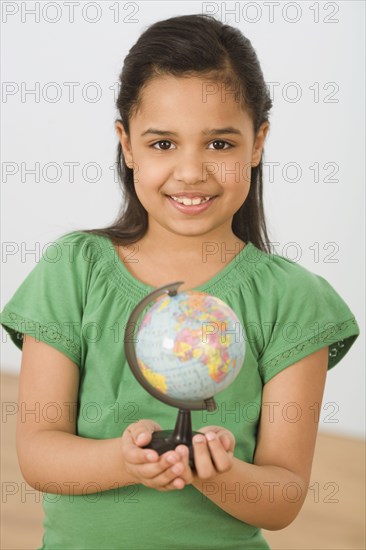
[170,196,211,206]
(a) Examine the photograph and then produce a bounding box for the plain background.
[1,1,365,439]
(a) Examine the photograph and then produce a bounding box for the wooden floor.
[1,372,365,550]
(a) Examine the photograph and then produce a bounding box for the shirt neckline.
[92,233,263,299]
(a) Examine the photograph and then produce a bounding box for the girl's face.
[116,75,268,243]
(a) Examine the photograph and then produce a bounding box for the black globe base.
[143,409,199,469]
[144,429,201,469]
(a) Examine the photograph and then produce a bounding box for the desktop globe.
[124,282,246,468]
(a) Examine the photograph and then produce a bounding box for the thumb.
[130,419,162,447]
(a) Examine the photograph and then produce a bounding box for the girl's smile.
[116,75,268,247]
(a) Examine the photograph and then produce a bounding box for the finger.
[147,447,193,488]
[123,426,161,465]
[123,437,159,465]
[198,427,235,453]
[192,434,216,480]
[164,477,186,491]
[196,426,222,433]
[218,434,230,451]
[174,444,189,460]
[134,449,185,481]
[204,431,232,472]
[218,432,235,453]
[146,457,187,489]
[128,419,162,447]
[155,476,186,492]
[174,445,193,484]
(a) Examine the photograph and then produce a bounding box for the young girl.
[1,14,360,550]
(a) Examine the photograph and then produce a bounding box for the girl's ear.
[115,121,134,168]
[251,121,270,167]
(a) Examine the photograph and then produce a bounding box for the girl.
[0,13,360,550]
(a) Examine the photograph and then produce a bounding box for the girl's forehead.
[140,74,240,99]
[135,75,248,122]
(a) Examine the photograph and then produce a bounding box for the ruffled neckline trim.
[91,233,264,301]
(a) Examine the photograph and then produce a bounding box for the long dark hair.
[78,14,273,252]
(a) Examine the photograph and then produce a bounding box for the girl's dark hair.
[79,14,273,252]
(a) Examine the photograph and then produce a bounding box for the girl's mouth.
[170,195,212,205]
[166,194,217,214]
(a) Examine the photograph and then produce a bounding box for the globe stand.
[144,409,201,469]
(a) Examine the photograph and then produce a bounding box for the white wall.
[1,1,364,439]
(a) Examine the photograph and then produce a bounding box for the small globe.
[135,291,245,402]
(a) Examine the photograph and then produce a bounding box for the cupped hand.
[189,426,236,481]
[121,419,192,491]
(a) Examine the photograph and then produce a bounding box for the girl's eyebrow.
[140,127,243,137]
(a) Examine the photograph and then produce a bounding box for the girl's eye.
[209,140,232,150]
[151,140,174,150]
[151,139,232,151]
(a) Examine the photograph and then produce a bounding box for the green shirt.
[0,231,360,550]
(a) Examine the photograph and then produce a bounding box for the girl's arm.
[16,335,189,494]
[190,346,329,531]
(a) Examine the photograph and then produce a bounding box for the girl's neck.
[113,224,246,291]
[137,226,245,263]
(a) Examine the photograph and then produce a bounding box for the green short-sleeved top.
[0,231,360,550]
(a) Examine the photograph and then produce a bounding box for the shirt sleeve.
[256,256,360,384]
[0,231,96,368]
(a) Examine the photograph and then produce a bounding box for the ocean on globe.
[135,291,246,401]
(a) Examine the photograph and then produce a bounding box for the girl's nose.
[173,153,207,186]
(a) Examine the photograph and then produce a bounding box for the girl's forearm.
[17,430,134,495]
[191,457,307,531]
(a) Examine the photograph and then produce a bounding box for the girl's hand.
[121,420,192,491]
[189,426,236,481]
[155,426,236,486]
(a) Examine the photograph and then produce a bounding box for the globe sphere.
[135,291,245,401]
